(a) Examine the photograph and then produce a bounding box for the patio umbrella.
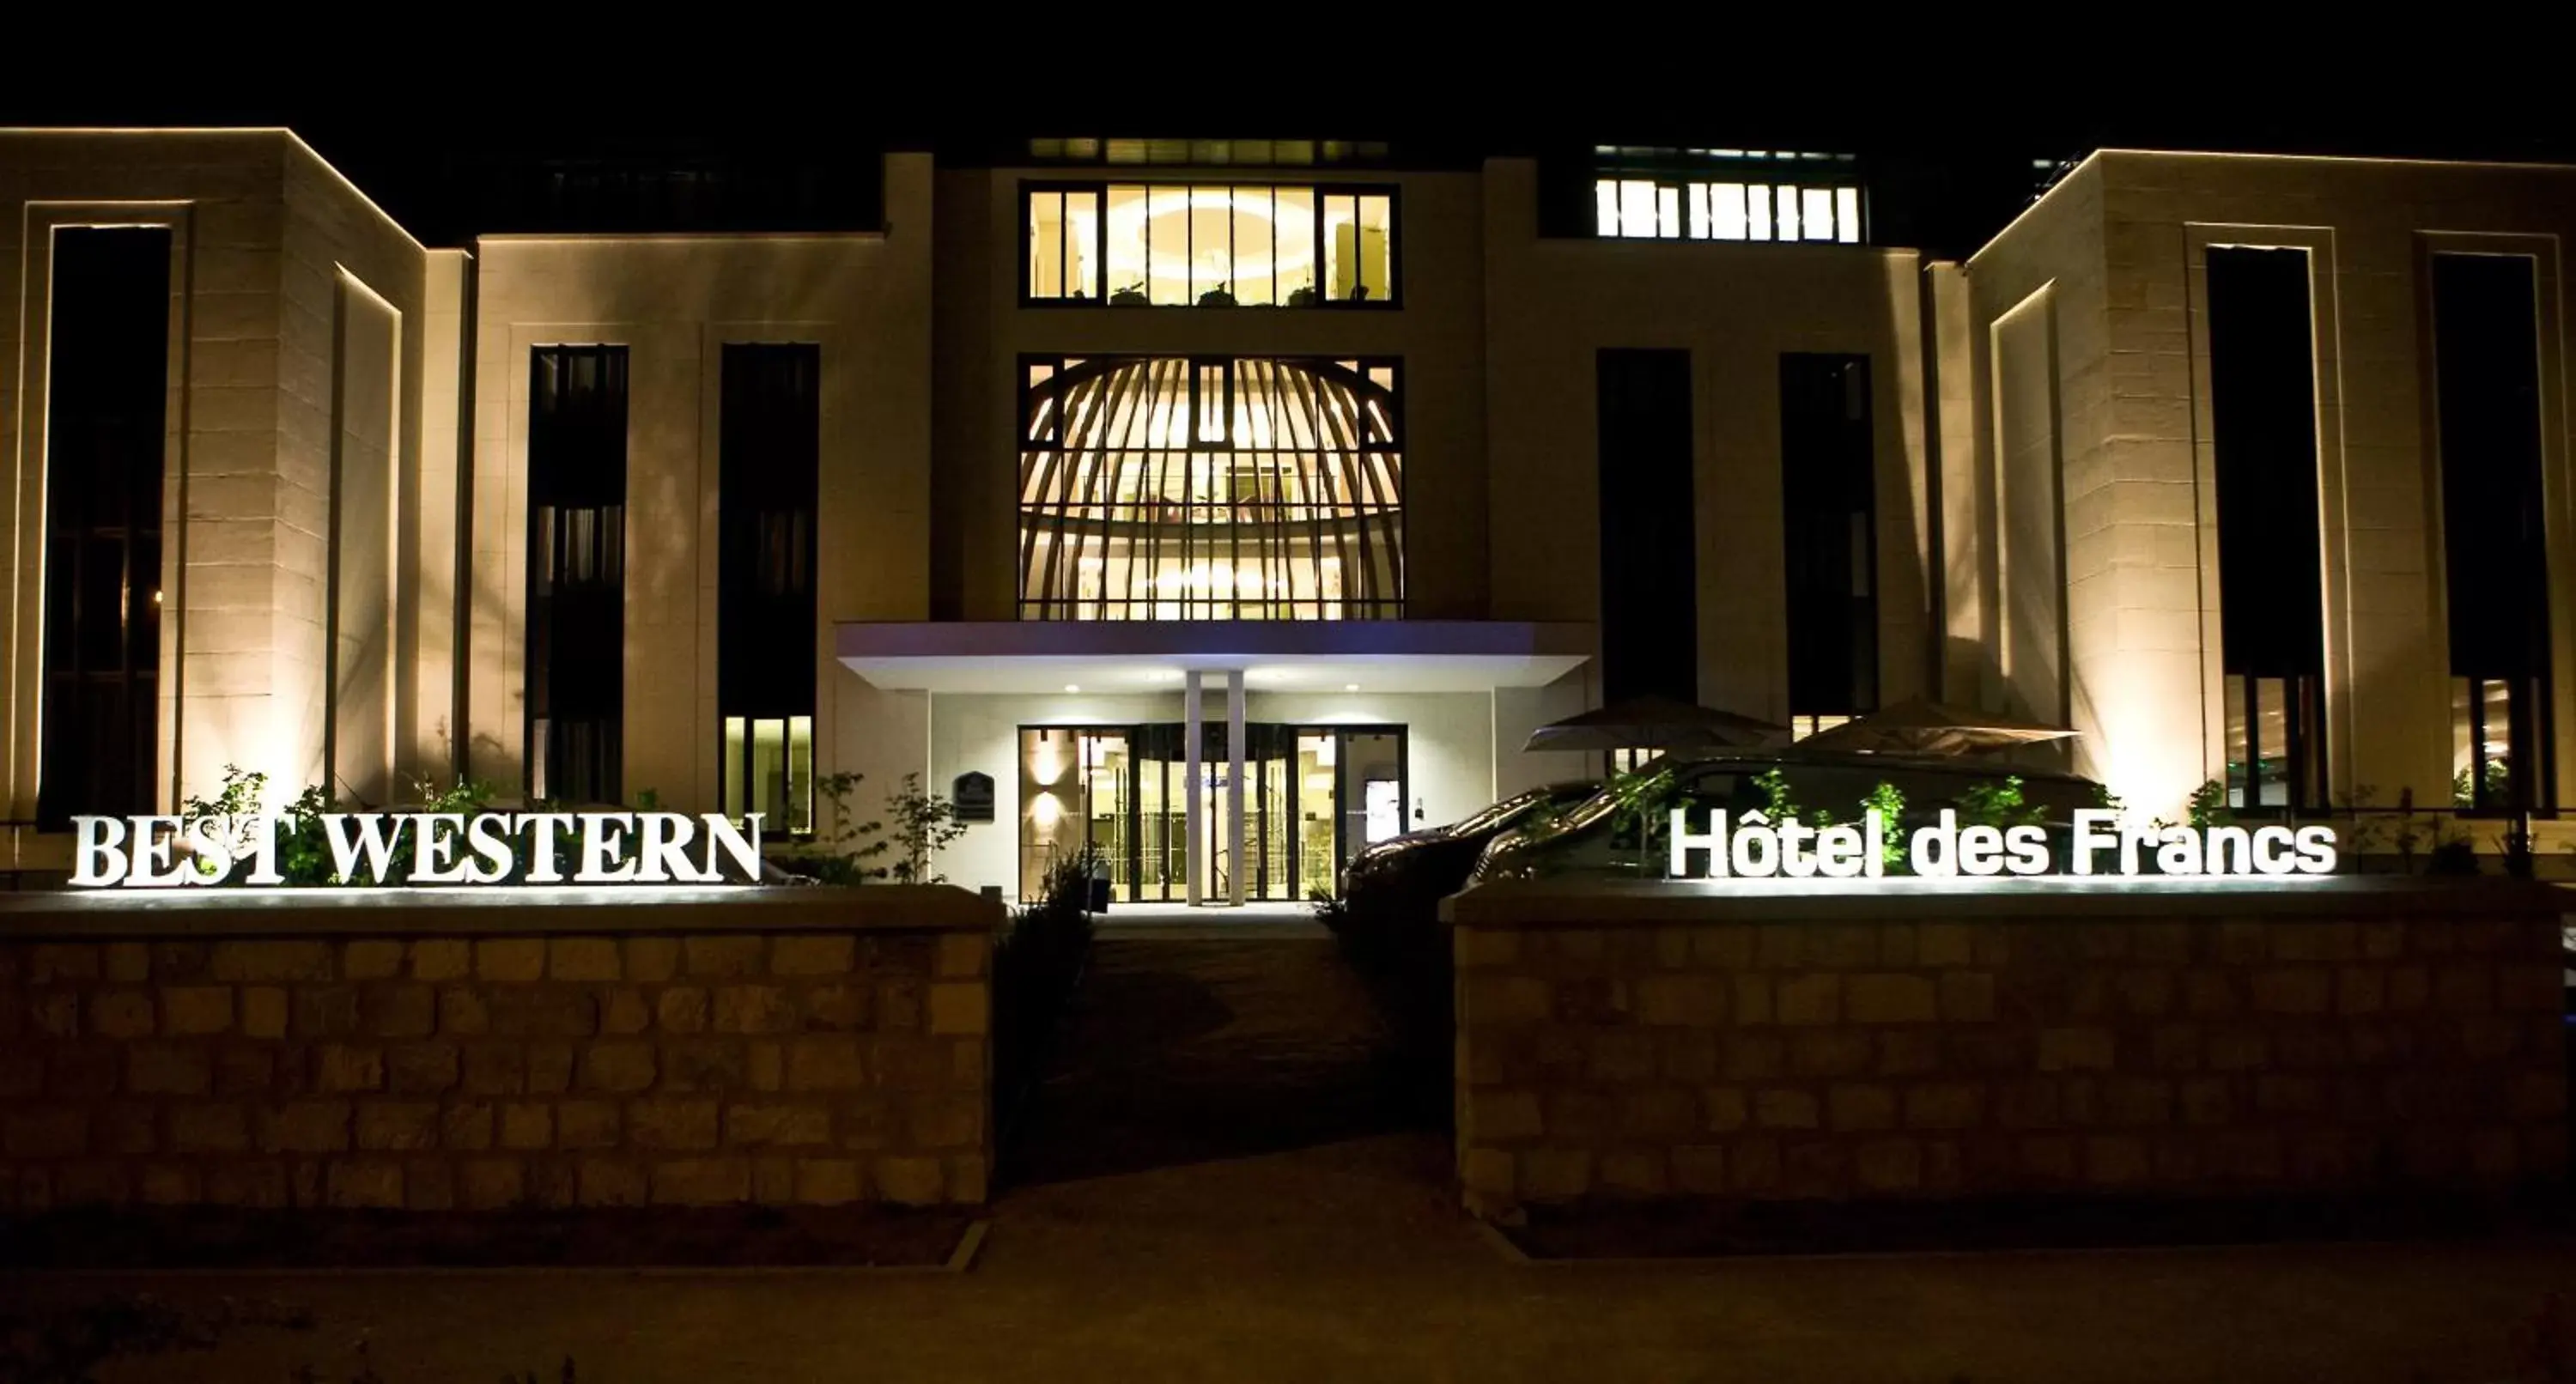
[1522,695,1789,754]
[1794,696,2076,757]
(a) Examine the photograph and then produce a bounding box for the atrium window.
[1026,185,1394,306]
[1591,150,1862,244]
[1018,356,1402,621]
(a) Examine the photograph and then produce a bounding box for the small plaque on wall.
[951,771,996,824]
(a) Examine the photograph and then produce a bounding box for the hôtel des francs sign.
[68,812,765,889]
[1668,809,2338,880]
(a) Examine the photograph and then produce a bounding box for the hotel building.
[3,132,2571,903]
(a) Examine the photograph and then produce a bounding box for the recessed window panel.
[719,343,819,833]
[1782,354,1877,721]
[38,226,169,829]
[2206,246,2327,810]
[526,343,628,805]
[2432,252,2552,811]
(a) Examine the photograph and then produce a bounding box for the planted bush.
[993,843,1099,1149]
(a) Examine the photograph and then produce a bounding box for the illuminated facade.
[3,131,2573,901]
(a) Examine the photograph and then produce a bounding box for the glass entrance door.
[1017,728,1131,901]
[1021,721,1403,904]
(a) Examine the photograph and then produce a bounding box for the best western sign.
[70,812,764,889]
[1668,808,2336,879]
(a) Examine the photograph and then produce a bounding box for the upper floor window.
[1026,184,1395,307]
[1591,149,1863,244]
[1018,355,1403,621]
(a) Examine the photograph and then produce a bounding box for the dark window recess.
[2207,246,2327,810]
[2433,253,2553,812]
[526,345,628,804]
[1595,349,1697,707]
[38,227,170,829]
[1781,355,1877,721]
[719,344,820,835]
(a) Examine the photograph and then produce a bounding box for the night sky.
[3,64,2565,260]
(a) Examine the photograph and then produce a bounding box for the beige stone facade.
[5,133,2574,888]
[0,887,998,1210]
[1959,153,2576,818]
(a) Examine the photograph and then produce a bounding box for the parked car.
[1470,749,2105,885]
[1338,781,1600,919]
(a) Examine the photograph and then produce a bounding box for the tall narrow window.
[720,344,820,833]
[526,345,628,804]
[2432,253,2552,812]
[1781,355,1877,727]
[2206,247,2327,810]
[37,227,170,829]
[1596,349,1697,707]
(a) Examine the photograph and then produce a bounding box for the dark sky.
[4,64,2567,258]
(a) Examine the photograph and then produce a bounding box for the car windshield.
[1444,783,1590,838]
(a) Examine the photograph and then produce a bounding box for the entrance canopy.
[835,620,1591,694]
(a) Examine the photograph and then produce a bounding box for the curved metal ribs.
[1018,356,1403,620]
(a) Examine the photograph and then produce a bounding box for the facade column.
[1183,670,1203,907]
[1226,669,1247,906]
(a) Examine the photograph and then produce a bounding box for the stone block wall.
[0,889,996,1213]
[1451,881,2568,1218]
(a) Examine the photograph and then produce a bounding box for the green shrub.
[1861,780,1907,872]
[1956,776,2047,830]
[993,842,1099,1147]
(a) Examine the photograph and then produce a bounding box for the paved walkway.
[27,936,2576,1382]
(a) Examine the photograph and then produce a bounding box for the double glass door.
[1017,723,1406,903]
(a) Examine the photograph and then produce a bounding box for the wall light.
[1345,683,1359,692]
[1064,683,1081,694]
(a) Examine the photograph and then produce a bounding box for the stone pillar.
[1227,670,1247,906]
[1183,671,1203,907]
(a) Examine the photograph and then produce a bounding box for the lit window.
[723,714,813,835]
[1025,183,1394,306]
[1018,356,1402,621]
[1589,165,1863,244]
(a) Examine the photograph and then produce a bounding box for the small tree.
[1606,762,1677,876]
[790,772,890,884]
[884,773,969,884]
